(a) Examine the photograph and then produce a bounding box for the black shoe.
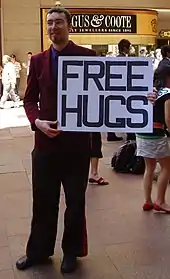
[16,256,34,270]
[60,255,77,274]
[16,255,50,271]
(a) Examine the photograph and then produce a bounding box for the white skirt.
[136,136,170,159]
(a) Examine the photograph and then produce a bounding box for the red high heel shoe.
[143,202,154,211]
[153,203,170,214]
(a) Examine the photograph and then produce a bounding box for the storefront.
[41,8,158,55]
[157,29,170,48]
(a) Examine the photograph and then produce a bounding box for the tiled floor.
[0,107,170,278]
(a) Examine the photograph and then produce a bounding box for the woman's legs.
[143,158,156,205]
[89,133,108,185]
[89,157,109,185]
[155,156,170,211]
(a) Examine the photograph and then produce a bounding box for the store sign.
[57,56,153,133]
[159,30,170,38]
[71,14,137,33]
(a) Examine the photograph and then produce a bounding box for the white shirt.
[14,61,21,78]
[2,62,16,88]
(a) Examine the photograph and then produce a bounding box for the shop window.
[157,39,170,48]
[92,45,108,56]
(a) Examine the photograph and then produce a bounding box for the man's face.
[167,51,170,58]
[124,45,130,55]
[28,54,32,60]
[47,12,71,44]
[11,57,15,63]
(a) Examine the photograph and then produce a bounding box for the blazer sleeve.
[23,56,39,131]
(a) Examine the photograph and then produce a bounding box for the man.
[157,45,170,71]
[22,52,32,76]
[16,7,98,274]
[16,7,157,273]
[117,39,131,57]
[10,54,21,96]
[0,55,19,108]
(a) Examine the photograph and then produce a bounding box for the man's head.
[118,39,131,55]
[2,55,11,66]
[154,65,170,90]
[46,7,72,44]
[10,54,16,63]
[161,45,170,59]
[27,52,32,61]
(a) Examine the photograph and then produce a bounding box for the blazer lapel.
[42,47,55,89]
[41,42,75,91]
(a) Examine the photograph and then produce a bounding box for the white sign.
[57,56,153,133]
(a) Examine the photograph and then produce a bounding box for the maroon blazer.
[24,41,96,153]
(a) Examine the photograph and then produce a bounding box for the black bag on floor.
[111,140,145,175]
[127,151,145,174]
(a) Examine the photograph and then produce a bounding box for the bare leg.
[89,158,109,185]
[143,158,156,204]
[155,156,170,211]
[90,157,99,179]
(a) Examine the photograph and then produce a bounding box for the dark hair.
[154,65,170,90]
[10,54,16,59]
[118,39,131,52]
[27,52,32,55]
[47,7,72,25]
[161,45,170,58]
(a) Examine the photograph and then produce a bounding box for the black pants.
[91,132,103,158]
[26,149,90,261]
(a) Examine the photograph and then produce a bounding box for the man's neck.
[52,40,69,52]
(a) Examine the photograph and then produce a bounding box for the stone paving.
[0,107,170,279]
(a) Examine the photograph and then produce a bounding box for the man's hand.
[35,119,61,138]
[147,88,158,104]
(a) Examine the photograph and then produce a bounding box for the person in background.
[89,133,109,186]
[22,52,32,76]
[0,55,19,109]
[139,48,147,57]
[107,39,136,141]
[153,48,162,71]
[157,45,170,71]
[10,54,21,96]
[157,45,170,137]
[88,54,109,186]
[136,65,170,213]
[0,66,3,98]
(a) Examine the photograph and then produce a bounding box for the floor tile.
[0,270,14,279]
[0,173,30,194]
[0,247,12,271]
[6,218,31,237]
[0,191,32,219]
